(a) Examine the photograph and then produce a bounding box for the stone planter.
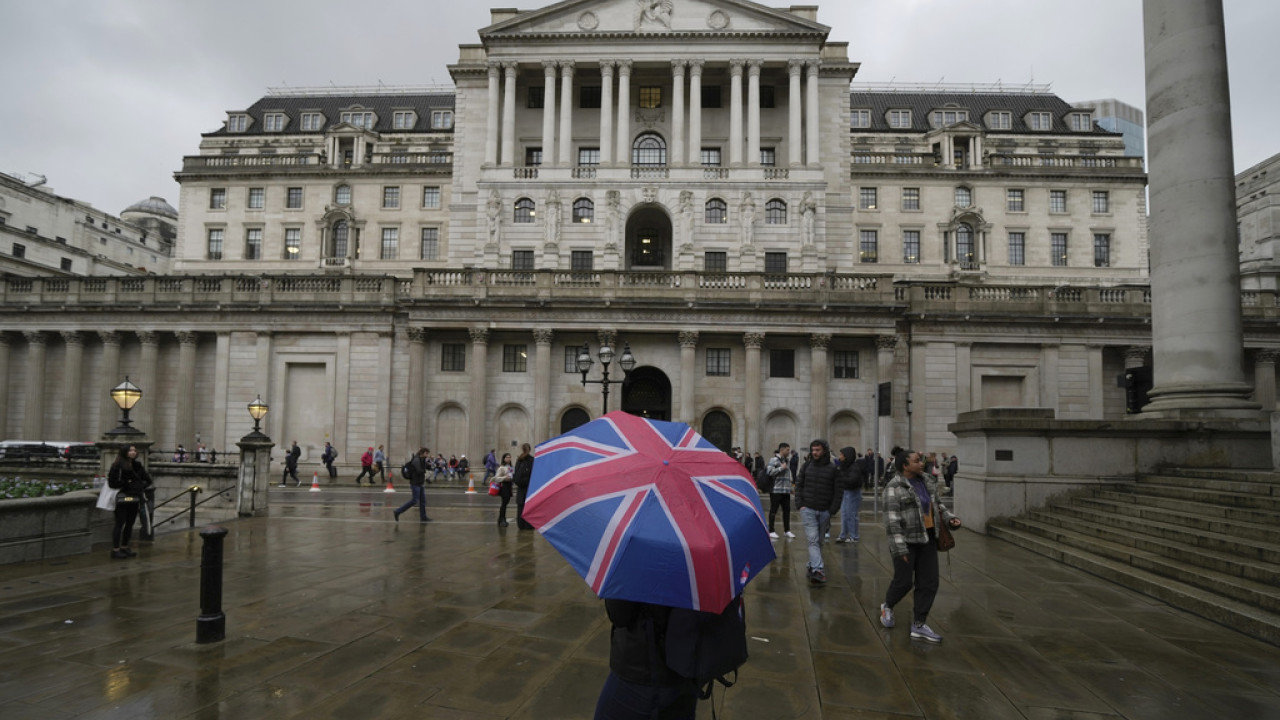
[0,489,100,565]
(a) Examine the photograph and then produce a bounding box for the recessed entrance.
[621,366,671,420]
[625,207,672,270]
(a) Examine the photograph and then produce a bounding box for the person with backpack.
[392,447,432,523]
[834,446,864,543]
[321,441,338,479]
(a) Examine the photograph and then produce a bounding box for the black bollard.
[196,526,229,643]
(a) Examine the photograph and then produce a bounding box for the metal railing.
[148,484,236,536]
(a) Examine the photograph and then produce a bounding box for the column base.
[1140,381,1262,419]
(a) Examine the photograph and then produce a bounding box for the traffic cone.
[464,473,477,494]
[384,470,396,493]
[309,472,321,492]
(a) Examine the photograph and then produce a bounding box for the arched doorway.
[621,366,671,420]
[701,410,733,453]
[625,206,672,270]
[560,407,590,433]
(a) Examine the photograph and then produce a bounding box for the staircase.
[987,469,1280,646]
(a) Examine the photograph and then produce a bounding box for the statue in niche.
[635,0,674,31]
[606,190,621,248]
[801,191,817,245]
[486,189,502,246]
[545,189,562,246]
[740,191,757,246]
[678,190,695,243]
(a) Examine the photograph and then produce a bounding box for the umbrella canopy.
[525,411,776,613]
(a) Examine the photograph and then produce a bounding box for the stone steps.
[1042,500,1280,559]
[1092,489,1278,526]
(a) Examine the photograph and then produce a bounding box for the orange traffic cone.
[464,473,477,494]
[309,472,321,492]
[384,470,396,493]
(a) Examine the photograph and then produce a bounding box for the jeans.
[799,507,830,572]
[884,536,940,624]
[593,672,696,720]
[839,489,862,540]
[395,484,428,520]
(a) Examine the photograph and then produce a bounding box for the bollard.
[196,526,229,644]
[187,485,203,528]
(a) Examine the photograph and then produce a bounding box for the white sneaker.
[784,531,796,538]
[769,531,779,539]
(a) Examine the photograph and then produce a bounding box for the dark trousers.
[395,484,428,520]
[325,462,337,479]
[515,483,534,529]
[497,483,513,523]
[593,672,696,720]
[283,465,299,484]
[768,492,791,532]
[112,500,140,547]
[354,465,375,483]
[884,536,940,624]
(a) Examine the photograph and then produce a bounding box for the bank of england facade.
[3,0,1276,467]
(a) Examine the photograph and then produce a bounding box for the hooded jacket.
[835,446,864,492]
[795,439,838,512]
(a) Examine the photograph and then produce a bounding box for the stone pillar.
[1141,0,1258,416]
[486,62,501,166]
[678,331,698,424]
[1254,349,1278,412]
[61,331,84,440]
[501,62,518,167]
[23,331,46,440]
[407,328,426,448]
[469,327,490,459]
[805,61,821,168]
[876,335,898,452]
[558,61,575,167]
[747,62,761,167]
[542,60,558,166]
[729,60,744,167]
[687,61,703,165]
[99,331,122,435]
[615,61,632,166]
[810,334,830,441]
[955,341,972,416]
[788,59,803,167]
[135,331,159,436]
[744,333,764,457]
[175,331,198,452]
[599,62,615,166]
[0,334,9,440]
[236,434,274,517]
[534,328,554,443]
[671,61,686,168]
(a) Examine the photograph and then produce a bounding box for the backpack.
[401,457,416,479]
[664,594,748,699]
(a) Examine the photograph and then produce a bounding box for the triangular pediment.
[481,0,829,40]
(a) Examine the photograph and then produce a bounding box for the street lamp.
[578,341,636,414]
[107,376,143,435]
[247,395,269,438]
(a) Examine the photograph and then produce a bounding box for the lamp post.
[237,395,274,517]
[578,342,636,414]
[107,376,143,436]
[246,395,269,438]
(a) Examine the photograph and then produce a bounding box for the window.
[638,86,662,108]
[579,86,601,109]
[1050,190,1067,213]
[382,186,400,209]
[242,228,262,259]
[1094,234,1111,267]
[988,111,1011,130]
[422,186,441,209]
[247,187,265,210]
[571,250,594,271]
[701,85,721,108]
[1092,191,1109,214]
[503,345,528,372]
[765,199,787,224]
[701,148,721,167]
[759,148,776,167]
[932,109,968,126]
[888,109,912,128]
[573,198,594,223]
[431,110,453,129]
[263,113,286,132]
[286,187,303,209]
[527,86,545,109]
[769,349,795,378]
[300,112,324,131]
[1070,112,1093,131]
[706,348,731,377]
[851,109,871,128]
[55,236,66,244]
[420,227,439,260]
[207,229,224,260]
[564,346,581,373]
[341,111,374,129]
[1007,189,1025,212]
[1008,232,1025,265]
[11,243,26,258]
[335,185,351,206]
[514,198,536,223]
[1051,233,1068,266]
[209,188,226,209]
[284,228,301,260]
[227,114,248,132]
[902,188,920,211]
[512,249,535,270]
[860,230,879,263]
[632,133,666,166]
[525,147,543,166]
[704,251,727,272]
[859,187,878,210]
[380,228,398,259]
[1029,112,1052,130]
[903,230,920,263]
[60,258,72,271]
[441,344,466,372]
[331,221,349,257]
[956,223,975,263]
[760,86,775,109]
[764,252,788,274]
[578,147,600,166]
[393,111,416,129]
[705,199,727,224]
[954,187,972,208]
[833,350,859,379]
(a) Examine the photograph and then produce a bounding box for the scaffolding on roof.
[265,83,455,97]
[850,80,1053,94]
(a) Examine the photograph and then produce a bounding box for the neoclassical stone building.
[2,0,1277,469]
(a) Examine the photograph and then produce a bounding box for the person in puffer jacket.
[794,438,839,584]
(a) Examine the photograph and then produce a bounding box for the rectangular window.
[1029,112,1053,130]
[209,188,226,210]
[300,112,324,131]
[1050,190,1067,214]
[393,111,416,129]
[431,110,453,129]
[903,230,920,263]
[207,229,224,260]
[1092,190,1109,214]
[769,349,795,379]
[565,345,581,373]
[284,228,301,260]
[263,113,285,132]
[1094,233,1111,267]
[380,228,398,259]
[954,187,972,207]
[579,86,601,109]
[1051,232,1068,266]
[859,187,878,210]
[932,109,968,126]
[701,85,721,108]
[833,350,859,379]
[704,251,727,272]
[12,243,26,258]
[422,186,441,209]
[888,109,912,128]
[247,187,265,210]
[286,187,303,209]
[902,188,920,211]
[859,230,879,263]
[851,109,871,128]
[527,86,545,109]
[244,228,262,259]
[638,86,662,109]
[1007,188,1025,212]
[988,111,1011,130]
[1070,112,1093,131]
[382,186,400,209]
[578,147,601,166]
[1008,232,1026,265]
[512,249,535,270]
[701,148,722,166]
[420,227,439,260]
[227,115,247,132]
[760,86,775,109]
[503,344,528,373]
[525,147,543,166]
[706,348,731,377]
[341,111,373,129]
[571,250,594,271]
[441,344,466,372]
[764,252,788,274]
[60,257,72,271]
[759,148,776,167]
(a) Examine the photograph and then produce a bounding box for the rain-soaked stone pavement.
[1,485,1277,719]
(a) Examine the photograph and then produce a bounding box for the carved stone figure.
[740,191,757,246]
[486,189,502,245]
[801,191,817,245]
[635,0,673,31]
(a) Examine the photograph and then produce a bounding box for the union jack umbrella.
[524,411,775,613]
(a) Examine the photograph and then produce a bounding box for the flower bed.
[1,476,94,500]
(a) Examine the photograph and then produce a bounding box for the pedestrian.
[594,600,699,720]
[354,447,375,484]
[483,448,498,483]
[321,441,338,479]
[373,444,387,483]
[880,448,962,643]
[393,447,432,523]
[173,444,187,462]
[795,439,839,584]
[457,454,470,478]
[107,445,153,559]
[281,440,301,487]
[196,443,209,463]
[448,454,460,478]
[513,442,535,530]
[765,443,795,540]
[834,446,864,543]
[944,454,958,489]
[432,454,447,482]
[751,452,768,493]
[495,452,514,527]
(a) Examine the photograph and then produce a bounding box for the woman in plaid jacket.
[879,449,961,644]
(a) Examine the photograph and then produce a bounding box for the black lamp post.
[578,342,636,414]
[246,395,269,439]
[107,376,143,436]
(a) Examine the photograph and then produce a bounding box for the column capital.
[809,333,831,350]
[875,335,898,352]
[678,331,699,348]
[747,61,762,78]
[1255,348,1280,365]
[559,59,576,74]
[616,59,633,76]
[502,61,519,75]
[687,59,704,75]
[487,61,502,77]
[788,58,804,76]
[600,60,616,76]
[805,59,822,75]
[671,59,687,75]
[23,330,45,346]
[1124,345,1151,366]
[137,331,160,346]
[407,327,427,344]
[61,330,84,346]
[99,330,122,346]
[543,60,558,75]
[743,332,765,349]
[469,327,490,344]
[534,328,555,345]
[729,59,745,76]
[598,329,618,349]
[176,331,198,346]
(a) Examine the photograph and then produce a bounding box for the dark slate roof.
[849,91,1117,135]
[207,93,457,136]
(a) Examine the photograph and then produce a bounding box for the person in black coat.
[834,446,865,543]
[281,440,301,487]
[513,443,536,530]
[795,439,839,584]
[107,445,153,559]
[594,599,697,720]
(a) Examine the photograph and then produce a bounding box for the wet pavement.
[1,485,1277,719]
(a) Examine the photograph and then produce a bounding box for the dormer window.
[888,109,912,129]
[851,109,871,128]
[1069,112,1093,131]
[341,111,375,129]
[1028,112,1053,130]
[263,113,287,132]
[987,111,1011,130]
[300,112,325,131]
[931,109,968,127]
[431,110,454,130]
[227,114,249,132]
[392,111,417,130]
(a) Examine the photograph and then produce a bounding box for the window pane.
[527,86,545,109]
[956,224,974,263]
[514,198,535,223]
[579,86,601,109]
[286,187,303,209]
[954,187,971,207]
[705,199,727,224]
[632,133,667,166]
[573,198,594,223]
[903,230,920,263]
[759,147,776,166]
[1094,233,1111,267]
[441,344,466,372]
[245,228,262,259]
[638,86,662,108]
[706,348,731,376]
[851,109,870,128]
[207,229,224,260]
[332,221,348,257]
[578,148,600,166]
[701,148,721,166]
[1008,232,1025,265]
[525,147,543,166]
[335,185,351,205]
[1049,190,1067,213]
[564,346,580,373]
[902,188,920,211]
[769,349,794,378]
[420,227,438,260]
[248,188,265,209]
[285,228,301,260]
[1051,233,1068,266]
[833,350,859,379]
[503,344,528,372]
[704,251,727,272]
[380,228,398,259]
[512,249,535,270]
[1092,191,1109,213]
[764,252,787,274]
[859,230,878,263]
[571,250,593,271]
[210,188,226,209]
[859,187,877,210]
[422,186,441,209]
[765,199,786,224]
[382,187,400,209]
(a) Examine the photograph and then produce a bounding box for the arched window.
[956,223,974,263]
[701,411,733,454]
[560,407,590,433]
[573,197,594,224]
[631,133,667,166]
[332,220,349,258]
[705,198,727,224]
[334,185,351,206]
[765,199,787,224]
[514,197,536,223]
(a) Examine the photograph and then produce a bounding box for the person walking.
[513,442,535,530]
[483,448,498,484]
[880,448,962,643]
[594,600,699,720]
[393,447,432,523]
[373,444,387,483]
[765,443,795,540]
[834,446,864,543]
[494,452,514,527]
[107,445,153,559]
[321,441,338,479]
[354,447,376,484]
[281,440,301,487]
[795,439,839,584]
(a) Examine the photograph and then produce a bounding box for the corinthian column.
[61,331,84,440]
[486,62,501,166]
[469,327,490,459]
[729,60,744,167]
[558,61,576,166]
[175,331,198,451]
[671,61,686,168]
[599,61,615,166]
[687,61,704,165]
[23,332,47,440]
[501,62,518,167]
[876,335,898,452]
[678,331,698,424]
[744,333,764,455]
[542,60,558,166]
[747,62,761,167]
[615,61,633,165]
[98,331,121,435]
[534,328,554,442]
[407,327,426,448]
[805,60,821,167]
[810,334,830,441]
[788,60,803,167]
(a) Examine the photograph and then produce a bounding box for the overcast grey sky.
[1,1,1275,215]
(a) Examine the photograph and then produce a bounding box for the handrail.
[151,484,236,532]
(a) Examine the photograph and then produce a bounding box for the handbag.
[488,481,501,496]
[97,483,119,511]
[934,504,956,552]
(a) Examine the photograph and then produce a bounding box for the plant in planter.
[0,477,93,499]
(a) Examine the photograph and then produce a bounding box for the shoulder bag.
[97,482,119,511]
[934,503,955,552]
